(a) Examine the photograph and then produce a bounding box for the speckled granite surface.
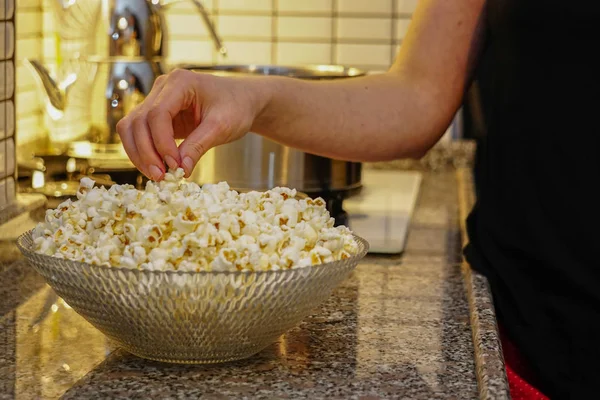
[0,147,508,400]
[456,168,509,400]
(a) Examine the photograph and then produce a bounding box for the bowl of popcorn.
[17,168,368,364]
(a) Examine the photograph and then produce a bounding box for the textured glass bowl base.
[17,231,368,364]
[120,345,265,364]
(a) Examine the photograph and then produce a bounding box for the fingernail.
[149,165,163,181]
[164,155,178,170]
[182,157,194,175]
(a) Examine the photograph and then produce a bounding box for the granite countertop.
[0,147,509,400]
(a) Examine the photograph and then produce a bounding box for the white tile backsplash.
[166,40,215,63]
[336,43,391,66]
[278,16,332,39]
[337,18,391,40]
[16,36,41,61]
[17,64,36,88]
[167,0,214,13]
[278,0,332,13]
[15,0,37,9]
[221,41,272,64]
[219,0,272,13]
[218,15,273,39]
[338,0,393,15]
[166,13,212,37]
[277,42,331,65]
[16,9,41,35]
[16,88,40,117]
[395,18,412,40]
[15,114,43,145]
[397,0,419,14]
[42,10,53,34]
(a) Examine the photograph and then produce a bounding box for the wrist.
[245,76,282,132]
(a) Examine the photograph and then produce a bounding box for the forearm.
[249,0,485,163]
[250,72,455,162]
[116,0,485,180]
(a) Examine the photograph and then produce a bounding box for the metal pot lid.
[179,64,366,79]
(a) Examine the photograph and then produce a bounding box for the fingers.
[117,75,169,179]
[178,116,227,177]
[147,70,197,170]
[117,116,143,172]
[117,69,208,180]
[131,115,165,181]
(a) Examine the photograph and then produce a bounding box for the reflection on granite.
[0,167,506,400]
[0,194,46,227]
[12,287,110,400]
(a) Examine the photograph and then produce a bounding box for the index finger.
[146,70,197,170]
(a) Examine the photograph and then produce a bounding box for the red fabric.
[499,326,549,400]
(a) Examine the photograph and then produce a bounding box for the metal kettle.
[25,57,164,150]
[24,0,226,151]
[108,0,227,58]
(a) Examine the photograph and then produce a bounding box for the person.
[116,0,600,397]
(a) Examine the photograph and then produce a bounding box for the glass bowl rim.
[17,230,369,277]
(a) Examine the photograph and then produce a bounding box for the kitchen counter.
[0,160,509,399]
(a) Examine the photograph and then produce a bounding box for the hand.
[116,69,266,180]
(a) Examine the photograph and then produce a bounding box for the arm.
[254,0,487,161]
[117,0,486,180]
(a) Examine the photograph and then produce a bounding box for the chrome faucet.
[164,0,227,56]
[108,0,227,58]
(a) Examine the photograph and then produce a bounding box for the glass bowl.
[17,230,369,364]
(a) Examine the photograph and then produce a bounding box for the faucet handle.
[188,0,227,56]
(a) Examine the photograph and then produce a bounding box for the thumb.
[178,117,226,177]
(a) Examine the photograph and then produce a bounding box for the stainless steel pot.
[183,64,366,196]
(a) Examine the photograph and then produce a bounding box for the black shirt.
[465,0,600,398]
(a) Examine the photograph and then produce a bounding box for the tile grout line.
[390,0,398,66]
[167,9,413,18]
[271,0,278,64]
[330,0,337,64]
[169,34,405,46]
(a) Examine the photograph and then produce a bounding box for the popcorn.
[32,168,360,272]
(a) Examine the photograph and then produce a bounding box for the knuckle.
[188,141,206,157]
[209,114,231,136]
[130,114,145,129]
[170,68,188,79]
[154,74,166,86]
[116,117,129,134]
[146,106,163,124]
